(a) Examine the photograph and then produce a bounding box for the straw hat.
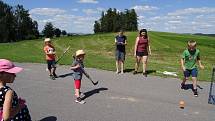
[44,38,51,42]
[76,50,85,57]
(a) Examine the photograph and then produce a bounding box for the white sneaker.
[75,97,86,104]
[120,71,124,74]
[116,71,120,74]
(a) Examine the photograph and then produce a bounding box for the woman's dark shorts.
[136,51,148,57]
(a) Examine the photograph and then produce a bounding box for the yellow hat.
[44,38,51,42]
[76,50,85,57]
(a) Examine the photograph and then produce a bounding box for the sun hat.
[0,59,23,74]
[44,38,51,42]
[75,50,85,57]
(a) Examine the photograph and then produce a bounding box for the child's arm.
[197,60,204,69]
[3,90,21,121]
[70,64,80,70]
[181,58,186,71]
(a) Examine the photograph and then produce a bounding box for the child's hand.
[182,66,186,71]
[200,65,204,69]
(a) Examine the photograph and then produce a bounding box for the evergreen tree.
[94,8,138,33]
[42,22,55,38]
[14,5,39,40]
[54,28,61,37]
[62,30,67,36]
[130,9,138,31]
[94,21,101,33]
[0,0,15,42]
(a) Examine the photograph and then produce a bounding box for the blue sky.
[4,0,215,33]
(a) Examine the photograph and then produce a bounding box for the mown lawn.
[0,31,214,81]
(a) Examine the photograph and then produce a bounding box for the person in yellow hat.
[70,50,86,104]
[43,38,57,80]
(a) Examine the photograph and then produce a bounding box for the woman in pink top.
[133,29,151,77]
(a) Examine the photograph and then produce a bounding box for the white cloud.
[82,8,103,15]
[30,8,98,33]
[168,7,215,16]
[131,5,159,12]
[137,7,215,33]
[30,8,66,16]
[167,20,182,24]
[77,0,98,4]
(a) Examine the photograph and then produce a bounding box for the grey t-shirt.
[72,59,85,80]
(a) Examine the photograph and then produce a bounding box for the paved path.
[9,63,215,121]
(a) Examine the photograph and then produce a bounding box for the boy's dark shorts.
[184,68,198,77]
[47,60,56,69]
[115,50,125,61]
[136,51,148,57]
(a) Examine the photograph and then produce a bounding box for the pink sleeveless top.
[137,36,148,52]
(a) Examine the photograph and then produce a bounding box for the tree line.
[42,22,67,38]
[0,1,67,43]
[0,0,39,43]
[94,8,138,33]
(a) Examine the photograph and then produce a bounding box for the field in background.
[0,31,214,81]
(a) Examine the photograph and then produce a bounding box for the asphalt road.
[9,63,215,121]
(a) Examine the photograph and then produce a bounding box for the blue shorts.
[184,68,198,77]
[47,60,56,69]
[115,50,125,61]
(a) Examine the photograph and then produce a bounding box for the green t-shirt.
[182,49,200,70]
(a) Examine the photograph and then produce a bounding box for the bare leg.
[116,61,119,73]
[192,77,197,90]
[142,56,148,73]
[135,56,141,72]
[75,89,80,97]
[181,77,188,89]
[120,61,124,73]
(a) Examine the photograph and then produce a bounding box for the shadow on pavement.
[182,84,193,90]
[147,70,156,74]
[124,69,156,74]
[40,116,57,121]
[182,84,203,90]
[58,73,73,78]
[124,69,134,73]
[82,87,108,100]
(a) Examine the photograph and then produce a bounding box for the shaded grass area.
[0,31,214,81]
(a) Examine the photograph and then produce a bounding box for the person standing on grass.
[70,50,86,104]
[0,59,31,121]
[43,38,57,80]
[181,40,204,97]
[115,30,127,74]
[133,29,151,77]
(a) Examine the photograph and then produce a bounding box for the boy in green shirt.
[181,40,204,97]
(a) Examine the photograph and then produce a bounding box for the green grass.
[0,31,214,81]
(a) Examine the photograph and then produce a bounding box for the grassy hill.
[0,31,214,81]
